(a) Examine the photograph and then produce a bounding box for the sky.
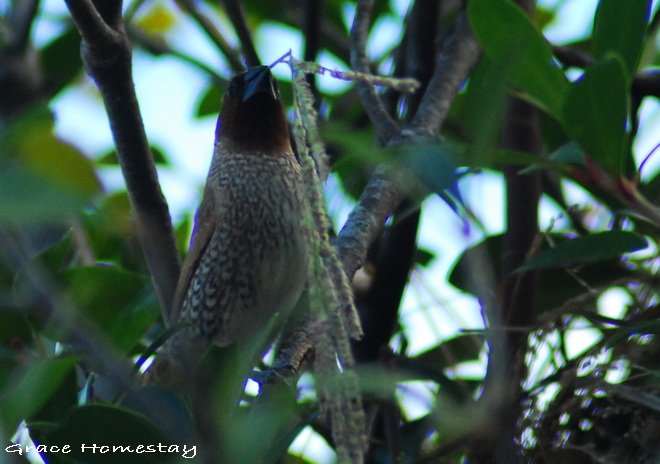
[22,0,660,461]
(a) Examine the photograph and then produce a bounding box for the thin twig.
[294,59,419,93]
[174,0,244,72]
[302,0,323,98]
[128,25,226,84]
[349,0,400,143]
[407,13,480,137]
[338,10,481,280]
[7,0,41,53]
[64,0,181,324]
[221,0,260,67]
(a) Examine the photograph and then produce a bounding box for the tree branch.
[221,0,260,67]
[174,0,244,72]
[128,25,226,85]
[303,0,323,63]
[64,0,181,324]
[261,5,481,425]
[353,207,420,363]
[336,168,402,277]
[471,1,541,461]
[0,0,45,119]
[338,10,480,280]
[349,0,400,143]
[7,0,41,53]
[302,0,323,99]
[401,0,441,116]
[64,0,121,44]
[408,13,480,137]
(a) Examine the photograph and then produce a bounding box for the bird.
[145,65,308,392]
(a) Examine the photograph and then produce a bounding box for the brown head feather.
[215,66,292,154]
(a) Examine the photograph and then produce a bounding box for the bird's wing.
[171,184,217,321]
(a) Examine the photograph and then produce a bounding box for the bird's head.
[215,66,292,154]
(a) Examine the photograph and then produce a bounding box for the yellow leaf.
[136,3,177,34]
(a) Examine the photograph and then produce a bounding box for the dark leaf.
[593,0,652,77]
[41,27,83,95]
[468,0,568,118]
[60,266,159,352]
[175,213,193,258]
[548,141,586,166]
[0,108,101,224]
[562,56,629,176]
[195,84,223,118]
[37,404,186,464]
[517,231,647,272]
[449,234,640,313]
[412,334,485,371]
[0,356,77,431]
[415,248,435,267]
[30,365,78,424]
[120,385,195,443]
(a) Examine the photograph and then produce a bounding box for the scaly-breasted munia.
[147,66,308,391]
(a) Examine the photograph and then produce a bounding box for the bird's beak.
[242,65,278,102]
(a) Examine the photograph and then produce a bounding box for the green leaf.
[562,56,629,176]
[402,145,461,194]
[175,213,193,258]
[449,234,639,313]
[391,144,465,213]
[61,266,158,352]
[592,0,652,77]
[600,383,660,413]
[97,145,169,165]
[548,141,586,166]
[0,356,77,430]
[120,386,195,443]
[37,404,187,464]
[0,308,35,349]
[0,108,102,224]
[323,120,376,199]
[403,142,569,172]
[196,78,291,119]
[412,334,485,371]
[451,57,514,154]
[0,165,92,224]
[195,84,223,117]
[468,0,568,118]
[228,386,308,463]
[517,231,647,272]
[41,27,83,94]
[415,248,435,267]
[30,365,78,424]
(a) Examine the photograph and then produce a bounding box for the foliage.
[0,0,658,463]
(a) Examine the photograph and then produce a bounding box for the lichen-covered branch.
[335,168,402,278]
[291,71,366,462]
